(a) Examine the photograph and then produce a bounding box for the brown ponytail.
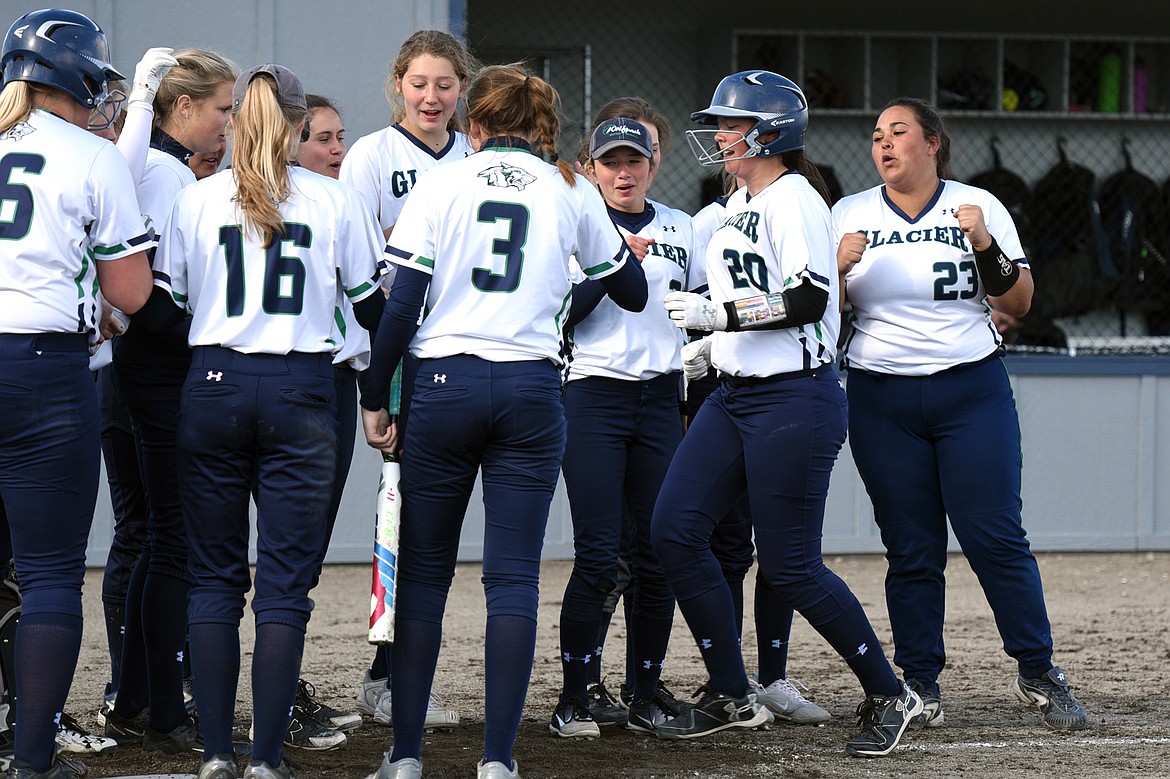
[466,63,575,186]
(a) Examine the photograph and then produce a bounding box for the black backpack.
[1091,140,1170,333]
[967,136,1033,252]
[1026,140,1102,319]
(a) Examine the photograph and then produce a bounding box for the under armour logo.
[699,638,712,650]
[206,371,223,382]
[771,639,786,649]
[662,225,677,232]
[177,650,184,663]
[433,373,447,383]
[858,642,869,655]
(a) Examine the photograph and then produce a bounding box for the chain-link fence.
[466,15,1170,356]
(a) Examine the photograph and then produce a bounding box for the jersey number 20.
[219,223,310,316]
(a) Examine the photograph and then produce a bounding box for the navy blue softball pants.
[394,355,566,625]
[179,347,337,630]
[846,355,1054,683]
[653,368,860,641]
[561,373,680,620]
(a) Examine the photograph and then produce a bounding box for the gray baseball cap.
[589,117,653,159]
[232,63,306,113]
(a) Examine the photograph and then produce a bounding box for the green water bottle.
[1097,51,1121,112]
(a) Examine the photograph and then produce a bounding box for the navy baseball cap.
[232,63,306,113]
[589,117,653,159]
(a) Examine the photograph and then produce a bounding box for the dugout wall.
[7,0,1161,562]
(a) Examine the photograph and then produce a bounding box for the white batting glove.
[128,47,178,106]
[664,291,727,331]
[681,337,713,381]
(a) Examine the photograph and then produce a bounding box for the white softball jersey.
[832,180,1027,375]
[138,148,195,235]
[566,199,694,381]
[153,166,383,355]
[340,124,473,236]
[690,188,747,295]
[705,172,839,377]
[387,147,631,365]
[0,110,152,335]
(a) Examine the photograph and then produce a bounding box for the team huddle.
[0,7,1088,779]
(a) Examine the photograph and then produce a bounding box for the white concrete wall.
[5,0,457,146]
[84,363,1170,566]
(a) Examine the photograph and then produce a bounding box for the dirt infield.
[72,552,1169,778]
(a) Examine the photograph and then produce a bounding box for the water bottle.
[1096,51,1121,112]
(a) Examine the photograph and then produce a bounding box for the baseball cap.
[589,117,653,159]
[232,63,307,113]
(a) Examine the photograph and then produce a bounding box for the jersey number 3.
[474,201,529,293]
[219,223,310,316]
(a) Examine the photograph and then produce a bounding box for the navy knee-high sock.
[630,613,673,701]
[558,614,597,700]
[675,586,748,698]
[370,642,390,681]
[484,615,536,767]
[188,622,239,760]
[724,572,746,638]
[755,576,794,686]
[114,549,150,716]
[102,601,126,696]
[143,570,192,731]
[588,612,614,686]
[14,613,83,772]
[250,623,304,767]
[812,599,900,697]
[388,617,442,763]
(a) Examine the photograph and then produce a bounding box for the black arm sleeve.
[598,253,648,313]
[359,266,428,412]
[352,292,384,334]
[131,285,186,334]
[722,277,828,332]
[565,280,607,328]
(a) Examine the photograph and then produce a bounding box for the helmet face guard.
[87,86,125,131]
[687,70,809,166]
[1,10,125,110]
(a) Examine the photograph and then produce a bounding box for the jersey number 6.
[0,154,45,242]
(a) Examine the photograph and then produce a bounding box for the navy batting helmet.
[1,9,124,110]
[687,70,808,165]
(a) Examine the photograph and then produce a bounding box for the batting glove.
[664,291,726,331]
[129,47,178,106]
[681,337,713,381]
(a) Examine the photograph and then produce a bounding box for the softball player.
[340,30,474,729]
[283,92,368,744]
[554,115,693,739]
[0,9,153,777]
[360,64,647,779]
[687,177,831,726]
[833,97,1088,731]
[106,48,239,756]
[144,64,384,779]
[296,94,345,179]
[654,70,922,756]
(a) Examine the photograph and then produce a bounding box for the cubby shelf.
[733,30,1170,119]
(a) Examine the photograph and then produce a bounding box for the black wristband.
[974,237,1020,297]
